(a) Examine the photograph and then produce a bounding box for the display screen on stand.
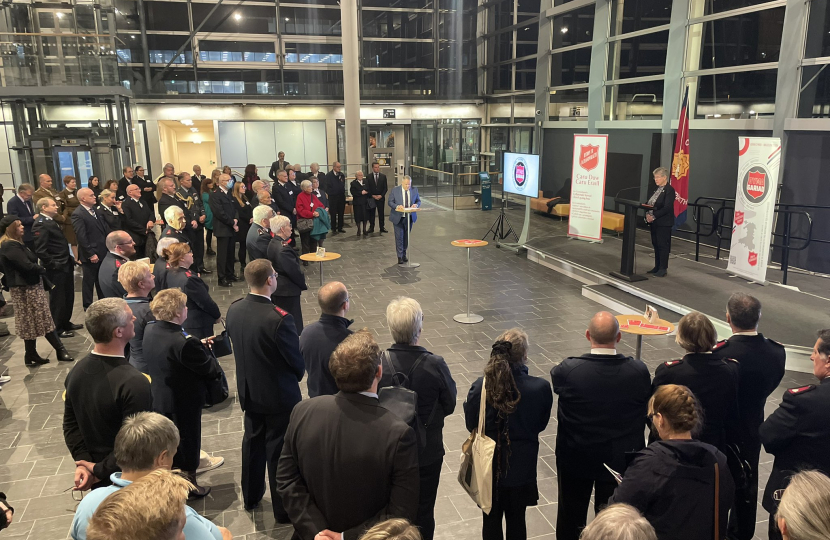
[503,152,540,197]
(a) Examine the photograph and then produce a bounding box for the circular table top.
[451,239,489,248]
[300,252,342,262]
[615,314,675,336]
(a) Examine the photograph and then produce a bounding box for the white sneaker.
[196,454,224,474]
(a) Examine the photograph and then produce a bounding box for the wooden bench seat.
[601,211,625,232]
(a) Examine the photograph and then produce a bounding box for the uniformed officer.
[652,311,740,452]
[98,231,135,299]
[163,242,220,340]
[226,259,304,524]
[143,288,224,499]
[32,197,81,338]
[551,312,652,540]
[161,206,190,246]
[246,205,274,262]
[760,329,830,540]
[266,215,307,334]
[711,293,786,540]
[32,173,58,205]
[176,172,208,274]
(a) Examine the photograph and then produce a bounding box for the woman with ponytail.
[609,384,735,540]
[463,329,553,540]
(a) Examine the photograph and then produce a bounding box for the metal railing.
[410,162,487,210]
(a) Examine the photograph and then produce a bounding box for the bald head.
[318,282,349,315]
[77,187,96,207]
[106,230,132,251]
[586,312,621,348]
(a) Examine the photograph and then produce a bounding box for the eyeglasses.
[647,413,657,423]
[117,241,135,246]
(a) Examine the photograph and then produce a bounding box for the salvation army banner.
[568,134,608,241]
[726,137,781,283]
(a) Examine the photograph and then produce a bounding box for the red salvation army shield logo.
[734,211,744,225]
[741,166,771,204]
[511,156,530,192]
[748,252,758,266]
[579,145,599,171]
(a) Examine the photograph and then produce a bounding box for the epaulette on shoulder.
[724,357,738,363]
[787,384,815,396]
[274,305,288,317]
[664,359,683,367]
[713,340,728,350]
[769,338,785,348]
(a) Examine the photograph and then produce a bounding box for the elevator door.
[54,147,94,188]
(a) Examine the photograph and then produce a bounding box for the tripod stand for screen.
[483,191,518,243]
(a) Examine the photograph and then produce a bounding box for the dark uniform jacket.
[464,365,553,487]
[122,197,155,245]
[379,344,458,466]
[552,352,652,478]
[246,224,272,262]
[32,216,73,270]
[96,204,123,231]
[153,257,170,292]
[158,193,191,230]
[276,392,420,540]
[273,182,297,222]
[0,240,44,287]
[711,333,785,451]
[125,296,154,374]
[6,195,35,242]
[652,353,740,451]
[72,204,110,262]
[208,188,237,238]
[299,314,353,398]
[63,352,152,482]
[176,185,204,226]
[98,251,129,298]
[161,225,189,245]
[648,184,677,227]
[226,294,304,414]
[266,235,307,298]
[324,170,346,197]
[609,440,735,540]
[164,268,220,331]
[143,320,222,417]
[134,176,157,208]
[760,378,830,514]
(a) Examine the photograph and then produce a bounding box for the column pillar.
[587,0,611,134]
[660,0,692,167]
[340,0,362,173]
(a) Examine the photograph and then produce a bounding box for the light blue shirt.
[70,472,222,540]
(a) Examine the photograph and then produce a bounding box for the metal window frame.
[605,73,666,86]
[544,0,596,19]
[800,56,830,66]
[550,82,590,92]
[684,61,779,78]
[687,0,786,25]
[551,41,593,55]
[607,23,671,43]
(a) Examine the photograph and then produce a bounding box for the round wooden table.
[452,239,489,324]
[399,207,421,268]
[300,251,342,287]
[615,314,675,360]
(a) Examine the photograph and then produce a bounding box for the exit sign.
[383,109,396,119]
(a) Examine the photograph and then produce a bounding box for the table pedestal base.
[454,313,484,324]
[401,261,420,269]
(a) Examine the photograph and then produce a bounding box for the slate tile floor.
[0,204,814,540]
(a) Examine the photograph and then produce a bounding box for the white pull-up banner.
[568,134,608,242]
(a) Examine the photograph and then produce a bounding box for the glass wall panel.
[515,58,536,90]
[191,4,277,34]
[697,8,785,69]
[608,30,669,79]
[285,43,342,64]
[804,1,830,58]
[550,47,591,85]
[113,0,140,31]
[363,41,435,69]
[695,69,778,118]
[549,86,590,120]
[704,0,776,16]
[199,41,277,63]
[146,35,192,65]
[797,64,830,118]
[280,7,341,35]
[283,69,344,97]
[490,65,513,93]
[363,0,435,8]
[605,79,664,119]
[143,1,188,32]
[363,70,435,96]
[552,4,594,48]
[362,11,433,39]
[197,69,281,95]
[610,0,672,36]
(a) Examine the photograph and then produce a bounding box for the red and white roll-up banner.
[568,134,608,241]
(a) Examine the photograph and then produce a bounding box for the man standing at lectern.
[388,175,420,265]
[645,167,676,278]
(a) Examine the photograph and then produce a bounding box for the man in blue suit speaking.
[387,175,421,265]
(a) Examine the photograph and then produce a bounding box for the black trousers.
[556,472,617,540]
[273,294,303,334]
[416,461,443,540]
[216,236,235,280]
[728,443,761,540]
[134,240,147,260]
[373,197,385,228]
[81,260,103,309]
[236,226,249,268]
[242,411,292,520]
[482,484,537,540]
[190,225,205,270]
[170,402,202,473]
[329,193,346,231]
[205,229,214,252]
[299,231,318,256]
[650,225,672,270]
[46,267,74,331]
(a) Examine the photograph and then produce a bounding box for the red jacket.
[296,190,324,219]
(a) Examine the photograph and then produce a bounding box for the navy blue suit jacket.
[7,195,36,242]
[388,186,420,226]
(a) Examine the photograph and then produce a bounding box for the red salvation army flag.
[671,86,690,228]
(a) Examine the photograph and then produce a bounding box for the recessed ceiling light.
[234,13,242,21]
[561,27,568,34]
[190,127,199,132]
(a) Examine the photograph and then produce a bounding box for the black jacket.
[350,179,369,210]
[267,235,307,297]
[116,176,132,200]
[0,240,44,287]
[32,216,73,270]
[652,353,740,451]
[125,296,154,374]
[97,204,123,231]
[153,258,170,292]
[158,193,191,231]
[552,352,652,479]
[134,176,157,207]
[234,197,253,241]
[246,224,272,262]
[208,188,237,238]
[122,197,155,244]
[609,440,735,540]
[273,182,297,220]
[648,184,677,227]
[160,225,189,245]
[367,172,388,199]
[143,320,222,417]
[277,392,420,540]
[464,365,553,487]
[269,160,290,182]
[760,378,830,513]
[379,344,458,466]
[98,252,129,298]
[226,294,304,414]
[72,205,110,262]
[6,195,35,242]
[711,334,785,450]
[299,314,353,398]
[164,268,220,331]
[63,352,152,482]
[324,170,346,197]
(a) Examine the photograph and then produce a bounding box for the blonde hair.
[86,469,193,540]
[776,470,830,540]
[232,181,247,206]
[359,519,422,540]
[386,297,423,345]
[580,504,657,540]
[118,261,152,293]
[150,289,187,322]
[676,311,717,353]
[98,188,114,203]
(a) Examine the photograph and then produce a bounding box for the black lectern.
[610,198,651,282]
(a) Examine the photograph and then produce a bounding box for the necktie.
[405,189,409,208]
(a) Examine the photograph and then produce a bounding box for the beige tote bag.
[458,377,496,514]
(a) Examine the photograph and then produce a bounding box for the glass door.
[53,147,93,188]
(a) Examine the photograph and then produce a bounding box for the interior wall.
[602,129,659,208]
[177,142,217,173]
[158,122,179,172]
[541,126,588,194]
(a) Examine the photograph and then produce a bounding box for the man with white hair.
[122,183,155,259]
[161,206,189,245]
[267,215,307,333]
[72,187,111,309]
[247,204,275,261]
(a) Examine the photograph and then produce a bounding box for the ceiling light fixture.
[181,119,194,126]
[190,127,199,132]
[234,13,242,21]
[561,27,568,34]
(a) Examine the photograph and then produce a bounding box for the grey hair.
[817,329,830,357]
[85,298,132,343]
[114,412,180,472]
[163,205,183,225]
[310,162,319,169]
[98,189,114,202]
[776,470,830,540]
[652,167,669,178]
[35,197,55,213]
[106,230,131,251]
[580,504,657,540]
[252,204,275,225]
[386,297,423,345]
[270,215,291,233]
[163,163,174,171]
[156,236,180,257]
[300,180,312,190]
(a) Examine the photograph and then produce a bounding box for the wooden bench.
[530,191,570,218]
[602,211,625,233]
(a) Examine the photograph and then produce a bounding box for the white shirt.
[732,331,758,336]
[359,391,378,399]
[591,348,617,355]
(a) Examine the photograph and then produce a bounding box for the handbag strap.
[478,376,487,435]
[714,462,720,540]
